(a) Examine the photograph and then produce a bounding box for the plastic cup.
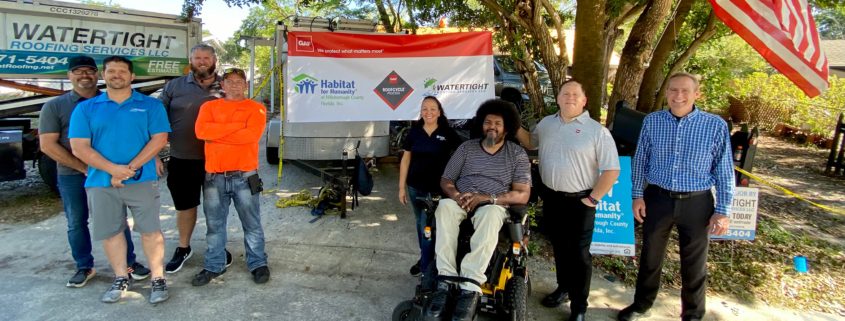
[793,255,808,273]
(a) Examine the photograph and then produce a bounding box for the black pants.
[543,190,595,313]
[633,185,714,320]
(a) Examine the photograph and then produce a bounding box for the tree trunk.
[573,0,610,121]
[374,0,395,33]
[637,0,696,112]
[404,0,418,34]
[478,0,566,119]
[534,0,569,101]
[387,0,401,32]
[652,10,719,111]
[607,0,674,126]
[602,28,623,109]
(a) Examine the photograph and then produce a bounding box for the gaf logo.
[296,36,314,52]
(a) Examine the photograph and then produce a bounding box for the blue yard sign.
[590,156,635,256]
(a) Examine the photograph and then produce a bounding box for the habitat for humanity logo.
[422,77,490,96]
[374,70,413,110]
[293,73,319,94]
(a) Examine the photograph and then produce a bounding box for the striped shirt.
[632,107,734,215]
[442,139,531,195]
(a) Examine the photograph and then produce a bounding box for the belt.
[212,170,257,177]
[654,186,709,199]
[553,189,591,198]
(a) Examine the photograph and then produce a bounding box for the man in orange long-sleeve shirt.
[192,68,270,286]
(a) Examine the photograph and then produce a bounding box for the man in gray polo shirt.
[39,55,150,288]
[158,43,230,273]
[424,99,531,321]
[531,79,620,321]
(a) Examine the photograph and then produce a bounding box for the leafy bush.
[728,73,845,137]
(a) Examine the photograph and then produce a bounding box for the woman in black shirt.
[398,96,461,276]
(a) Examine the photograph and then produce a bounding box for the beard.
[106,78,129,90]
[191,63,216,79]
[75,78,96,90]
[483,130,499,148]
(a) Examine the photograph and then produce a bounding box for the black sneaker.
[423,281,450,319]
[452,289,480,321]
[409,260,421,277]
[129,262,151,280]
[252,266,270,284]
[225,249,233,268]
[66,268,95,288]
[165,246,192,273]
[191,269,226,286]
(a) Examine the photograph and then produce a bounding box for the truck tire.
[266,146,279,164]
[38,153,58,193]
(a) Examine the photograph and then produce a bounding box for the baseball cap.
[68,56,98,71]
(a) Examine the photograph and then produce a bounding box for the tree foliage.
[815,5,845,39]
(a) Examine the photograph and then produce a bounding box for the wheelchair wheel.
[505,275,528,321]
[392,300,421,321]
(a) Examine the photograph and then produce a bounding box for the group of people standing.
[398,74,733,321]
[40,44,270,304]
[40,43,733,319]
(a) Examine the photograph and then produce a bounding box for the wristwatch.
[586,194,599,205]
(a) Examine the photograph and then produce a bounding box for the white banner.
[286,32,495,122]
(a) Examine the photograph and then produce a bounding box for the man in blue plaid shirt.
[618,72,734,321]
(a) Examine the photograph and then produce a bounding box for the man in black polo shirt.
[424,99,531,321]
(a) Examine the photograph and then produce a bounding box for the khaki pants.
[434,198,508,293]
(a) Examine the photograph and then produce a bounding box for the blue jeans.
[407,186,435,271]
[203,173,267,273]
[57,174,136,270]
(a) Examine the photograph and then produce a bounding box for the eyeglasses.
[71,69,97,76]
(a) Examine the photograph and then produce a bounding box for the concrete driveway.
[0,138,838,321]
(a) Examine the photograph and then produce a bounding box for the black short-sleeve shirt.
[402,125,462,193]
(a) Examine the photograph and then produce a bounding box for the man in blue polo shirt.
[69,56,171,304]
[39,55,150,288]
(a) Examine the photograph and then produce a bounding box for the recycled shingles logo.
[373,70,414,110]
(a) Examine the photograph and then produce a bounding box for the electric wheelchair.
[392,195,531,321]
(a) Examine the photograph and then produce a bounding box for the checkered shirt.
[631,107,735,215]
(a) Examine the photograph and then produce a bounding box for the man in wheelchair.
[424,99,531,321]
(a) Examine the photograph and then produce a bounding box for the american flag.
[709,0,829,97]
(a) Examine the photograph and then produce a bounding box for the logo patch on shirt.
[129,108,146,113]
[436,135,446,141]
[575,129,581,134]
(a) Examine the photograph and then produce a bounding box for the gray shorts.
[86,181,161,241]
